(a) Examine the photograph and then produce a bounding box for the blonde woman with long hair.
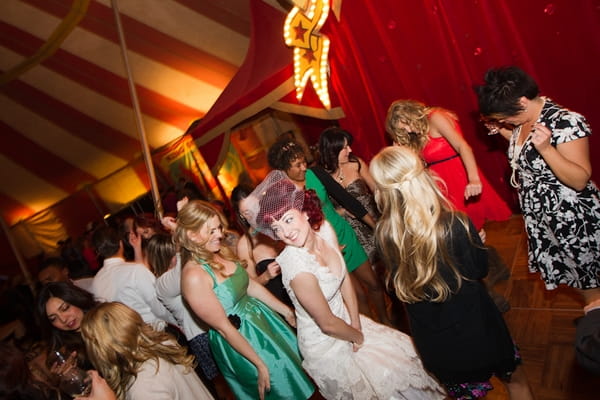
[80,302,213,400]
[370,146,533,400]
[174,200,314,400]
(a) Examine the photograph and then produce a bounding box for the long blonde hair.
[173,200,240,273]
[80,302,194,400]
[370,146,470,303]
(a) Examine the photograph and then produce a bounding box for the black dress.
[256,258,293,308]
[406,215,517,384]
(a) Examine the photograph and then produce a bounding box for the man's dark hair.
[91,226,121,259]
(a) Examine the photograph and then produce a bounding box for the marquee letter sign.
[283,0,331,109]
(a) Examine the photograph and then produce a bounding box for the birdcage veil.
[249,170,305,240]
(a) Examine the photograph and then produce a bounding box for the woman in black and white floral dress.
[476,66,600,305]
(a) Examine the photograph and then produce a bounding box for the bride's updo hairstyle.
[251,170,323,240]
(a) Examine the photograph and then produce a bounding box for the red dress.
[422,126,511,230]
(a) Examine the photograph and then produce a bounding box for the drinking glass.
[49,350,92,397]
[58,367,92,397]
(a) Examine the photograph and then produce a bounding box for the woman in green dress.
[174,200,314,400]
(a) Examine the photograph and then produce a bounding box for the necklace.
[336,169,344,183]
[509,98,546,188]
[509,126,526,188]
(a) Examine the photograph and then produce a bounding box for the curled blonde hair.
[370,146,470,303]
[385,99,430,152]
[173,200,240,272]
[80,302,194,400]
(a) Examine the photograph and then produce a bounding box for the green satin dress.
[305,169,368,272]
[201,262,314,400]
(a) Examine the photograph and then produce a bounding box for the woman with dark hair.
[230,184,291,307]
[267,137,391,325]
[36,282,98,367]
[317,127,379,264]
[476,66,600,305]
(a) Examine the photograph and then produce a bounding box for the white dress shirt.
[91,257,176,330]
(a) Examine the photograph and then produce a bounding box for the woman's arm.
[156,254,181,299]
[237,235,259,279]
[182,264,271,399]
[129,231,148,268]
[430,111,482,199]
[339,273,361,331]
[310,167,375,228]
[310,167,369,218]
[290,273,363,345]
[237,235,280,286]
[531,123,592,190]
[246,278,295,326]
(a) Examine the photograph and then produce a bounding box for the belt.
[425,153,459,167]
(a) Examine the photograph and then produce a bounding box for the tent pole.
[110,0,164,219]
[0,217,35,294]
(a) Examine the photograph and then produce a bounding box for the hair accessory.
[249,170,305,240]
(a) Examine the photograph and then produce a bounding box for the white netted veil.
[248,170,305,240]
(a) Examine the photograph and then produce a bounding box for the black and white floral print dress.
[508,98,600,290]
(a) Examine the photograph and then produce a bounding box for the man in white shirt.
[90,226,175,330]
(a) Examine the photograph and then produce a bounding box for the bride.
[251,170,445,400]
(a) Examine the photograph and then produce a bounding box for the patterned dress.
[332,178,380,263]
[508,98,600,290]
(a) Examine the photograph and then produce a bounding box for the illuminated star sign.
[283,0,332,109]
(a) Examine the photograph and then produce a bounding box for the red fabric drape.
[323,0,600,207]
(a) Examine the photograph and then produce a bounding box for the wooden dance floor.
[484,215,597,400]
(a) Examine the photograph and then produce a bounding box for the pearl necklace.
[508,97,546,189]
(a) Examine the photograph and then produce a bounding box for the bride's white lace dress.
[277,225,445,400]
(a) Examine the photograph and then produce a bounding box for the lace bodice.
[278,223,350,351]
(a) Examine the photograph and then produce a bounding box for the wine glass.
[58,367,92,397]
[49,350,92,397]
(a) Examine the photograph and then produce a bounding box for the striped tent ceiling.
[0,0,287,226]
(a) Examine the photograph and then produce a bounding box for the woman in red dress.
[385,99,511,235]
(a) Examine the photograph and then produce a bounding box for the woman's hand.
[530,122,552,152]
[464,180,482,199]
[128,231,141,251]
[176,197,189,212]
[352,331,364,353]
[283,309,297,328]
[75,370,116,400]
[50,350,78,376]
[265,261,281,279]
[161,216,177,232]
[256,364,271,400]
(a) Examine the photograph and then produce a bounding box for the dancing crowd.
[2,66,599,400]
